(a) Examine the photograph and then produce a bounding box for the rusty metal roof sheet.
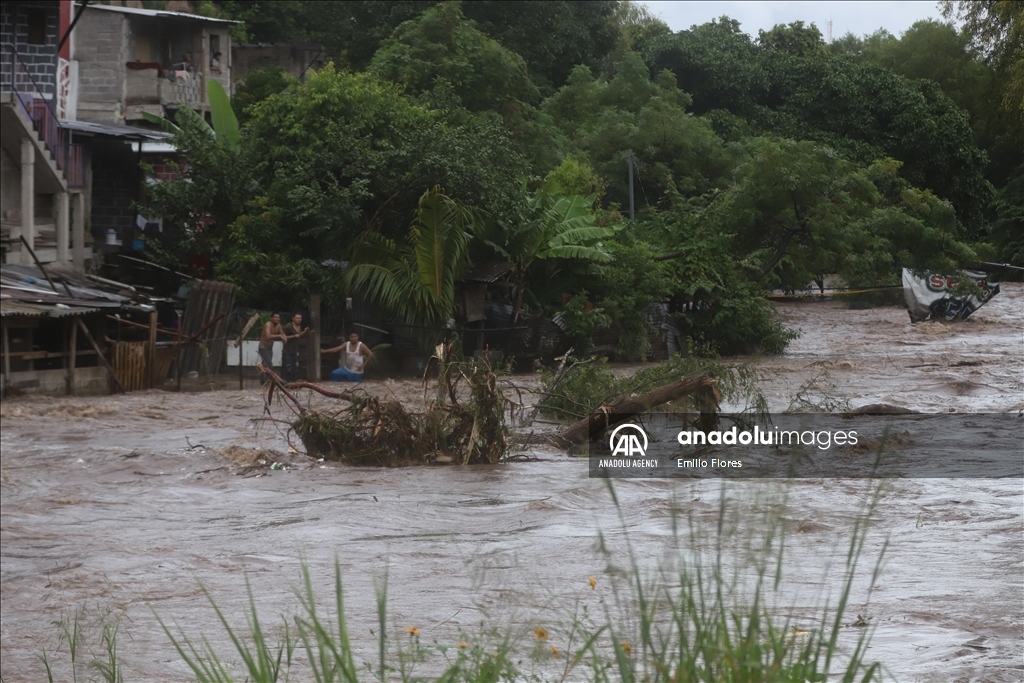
[0,300,101,318]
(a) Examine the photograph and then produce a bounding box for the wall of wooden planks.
[112,341,149,391]
[178,280,237,376]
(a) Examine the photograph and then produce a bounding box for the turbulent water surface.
[1,285,1022,682]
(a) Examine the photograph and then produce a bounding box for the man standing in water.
[258,312,287,380]
[282,312,310,381]
[323,332,374,382]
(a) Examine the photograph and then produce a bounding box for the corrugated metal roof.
[61,120,173,140]
[1,301,101,318]
[78,3,240,24]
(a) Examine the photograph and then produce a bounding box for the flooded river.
[2,285,1022,682]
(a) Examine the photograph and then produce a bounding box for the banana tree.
[478,184,620,327]
[346,187,480,345]
[142,80,240,150]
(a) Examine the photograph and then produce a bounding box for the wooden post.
[72,191,85,273]
[2,320,10,396]
[148,310,158,389]
[67,317,78,396]
[236,312,260,390]
[76,318,125,393]
[175,310,183,392]
[309,293,321,381]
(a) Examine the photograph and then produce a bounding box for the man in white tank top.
[323,332,374,382]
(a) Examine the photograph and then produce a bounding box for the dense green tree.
[219,0,310,43]
[460,0,620,92]
[230,63,296,124]
[989,163,1024,266]
[214,66,525,305]
[220,1,433,70]
[544,53,730,209]
[644,17,767,117]
[753,51,992,231]
[700,139,976,288]
[758,21,827,57]
[142,83,247,266]
[369,2,539,115]
[607,0,671,62]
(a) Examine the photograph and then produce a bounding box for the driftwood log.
[555,373,720,447]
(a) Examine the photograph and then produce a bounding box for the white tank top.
[343,341,364,373]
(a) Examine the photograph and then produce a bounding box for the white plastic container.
[105,229,117,245]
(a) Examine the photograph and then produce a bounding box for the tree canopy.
[141,0,1020,353]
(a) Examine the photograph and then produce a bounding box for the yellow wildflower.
[406,627,421,636]
[551,646,559,659]
[588,576,596,591]
[535,627,548,641]
[621,642,631,656]
[458,641,469,649]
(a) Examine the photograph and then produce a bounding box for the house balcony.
[124,64,204,120]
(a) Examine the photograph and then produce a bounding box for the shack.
[1,263,165,396]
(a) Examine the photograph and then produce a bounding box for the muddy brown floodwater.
[2,285,1022,682]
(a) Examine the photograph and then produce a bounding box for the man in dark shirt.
[282,312,309,382]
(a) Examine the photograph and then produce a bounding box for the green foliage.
[231,63,296,124]
[369,3,539,115]
[989,163,1024,267]
[592,239,672,361]
[644,17,767,117]
[544,52,730,209]
[543,157,606,204]
[477,185,619,325]
[346,187,477,341]
[140,108,250,268]
[645,20,994,229]
[460,0,620,92]
[207,80,240,151]
[537,357,618,420]
[758,20,827,57]
[848,20,1023,187]
[557,293,611,353]
[538,355,766,420]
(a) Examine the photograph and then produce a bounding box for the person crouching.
[323,333,373,382]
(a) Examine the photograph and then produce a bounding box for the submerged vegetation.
[34,484,887,682]
[538,355,767,422]
[271,344,517,466]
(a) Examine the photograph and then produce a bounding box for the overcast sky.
[642,1,946,40]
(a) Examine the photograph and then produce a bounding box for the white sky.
[641,1,946,40]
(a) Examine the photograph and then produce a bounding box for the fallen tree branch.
[554,373,719,447]
[284,381,355,401]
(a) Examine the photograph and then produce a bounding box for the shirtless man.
[258,312,287,378]
[323,332,374,382]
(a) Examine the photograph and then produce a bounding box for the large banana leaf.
[541,245,613,262]
[346,188,477,329]
[142,110,183,135]
[174,104,215,138]
[411,187,473,299]
[207,79,240,150]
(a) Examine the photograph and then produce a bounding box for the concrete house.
[1,0,87,269]
[74,2,235,124]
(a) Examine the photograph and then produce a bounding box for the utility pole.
[627,148,635,224]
